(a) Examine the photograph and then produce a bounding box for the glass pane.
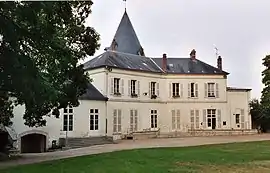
[69,125,73,131]
[95,115,98,120]
[90,109,94,113]
[95,109,98,113]
[69,108,73,113]
[64,108,67,113]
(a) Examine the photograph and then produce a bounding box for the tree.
[260,55,270,131]
[0,1,100,127]
[249,98,262,129]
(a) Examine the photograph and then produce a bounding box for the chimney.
[217,56,222,70]
[190,49,196,60]
[162,53,167,72]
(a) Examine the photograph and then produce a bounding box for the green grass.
[3,141,270,173]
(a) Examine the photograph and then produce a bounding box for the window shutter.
[177,110,181,129]
[240,109,245,129]
[118,109,122,132]
[156,83,160,97]
[110,78,114,95]
[134,110,138,131]
[180,84,183,97]
[113,109,117,132]
[190,110,195,129]
[203,109,207,128]
[128,80,131,96]
[149,82,151,98]
[137,81,140,96]
[130,110,133,131]
[172,110,176,130]
[204,83,208,98]
[195,83,198,97]
[169,83,172,98]
[188,83,191,98]
[217,109,221,128]
[195,110,199,129]
[121,79,124,95]
[216,83,219,98]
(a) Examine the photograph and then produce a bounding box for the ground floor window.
[113,109,122,133]
[90,109,99,130]
[151,110,158,128]
[130,109,138,132]
[63,107,73,131]
[207,109,216,129]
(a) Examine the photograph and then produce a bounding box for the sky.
[85,0,270,99]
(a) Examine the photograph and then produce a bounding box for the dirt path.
[0,134,269,169]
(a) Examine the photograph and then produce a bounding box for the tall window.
[113,109,122,133]
[151,110,158,128]
[172,110,180,130]
[151,82,156,96]
[172,83,180,97]
[90,109,99,130]
[190,83,198,98]
[207,83,215,97]
[131,80,136,95]
[207,109,216,129]
[114,78,120,94]
[63,107,73,131]
[235,114,240,124]
[130,109,138,132]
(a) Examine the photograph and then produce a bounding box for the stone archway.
[18,130,48,153]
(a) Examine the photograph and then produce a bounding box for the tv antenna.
[213,44,219,59]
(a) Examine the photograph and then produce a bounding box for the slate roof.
[79,83,108,101]
[84,51,229,75]
[152,58,229,75]
[84,51,162,73]
[108,11,144,55]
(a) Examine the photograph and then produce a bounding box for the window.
[114,78,120,94]
[189,83,198,98]
[130,110,138,132]
[235,114,240,124]
[207,109,216,129]
[172,83,180,97]
[172,110,181,130]
[131,80,136,94]
[63,107,73,131]
[113,109,122,133]
[90,109,99,130]
[151,82,156,96]
[207,83,215,97]
[151,110,158,128]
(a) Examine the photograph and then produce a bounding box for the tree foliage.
[249,98,262,128]
[0,1,100,127]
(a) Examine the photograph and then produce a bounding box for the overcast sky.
[85,0,270,99]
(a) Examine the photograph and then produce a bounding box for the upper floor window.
[172,83,180,97]
[188,83,198,98]
[205,83,219,98]
[128,80,140,97]
[63,107,73,131]
[114,78,120,94]
[110,78,124,96]
[150,82,159,99]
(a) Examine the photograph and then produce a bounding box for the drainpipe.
[105,68,109,136]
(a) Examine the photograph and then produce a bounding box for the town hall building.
[8,10,256,153]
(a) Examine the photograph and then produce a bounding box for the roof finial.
[123,0,127,11]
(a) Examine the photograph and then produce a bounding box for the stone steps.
[59,136,115,148]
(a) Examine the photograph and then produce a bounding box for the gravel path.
[0,134,269,169]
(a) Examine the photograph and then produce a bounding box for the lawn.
[2,141,270,173]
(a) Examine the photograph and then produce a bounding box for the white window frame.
[190,83,198,98]
[90,109,99,131]
[131,80,136,95]
[150,110,158,129]
[130,109,138,132]
[207,83,215,97]
[63,107,73,131]
[172,110,181,130]
[207,109,216,129]
[150,82,156,96]
[113,78,120,94]
[113,109,122,133]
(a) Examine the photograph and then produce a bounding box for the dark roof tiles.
[79,83,107,101]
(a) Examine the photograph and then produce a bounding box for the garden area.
[2,141,270,173]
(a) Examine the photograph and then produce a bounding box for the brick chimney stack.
[162,53,167,72]
[190,49,196,60]
[217,56,222,70]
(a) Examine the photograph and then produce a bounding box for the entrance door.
[207,109,216,130]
